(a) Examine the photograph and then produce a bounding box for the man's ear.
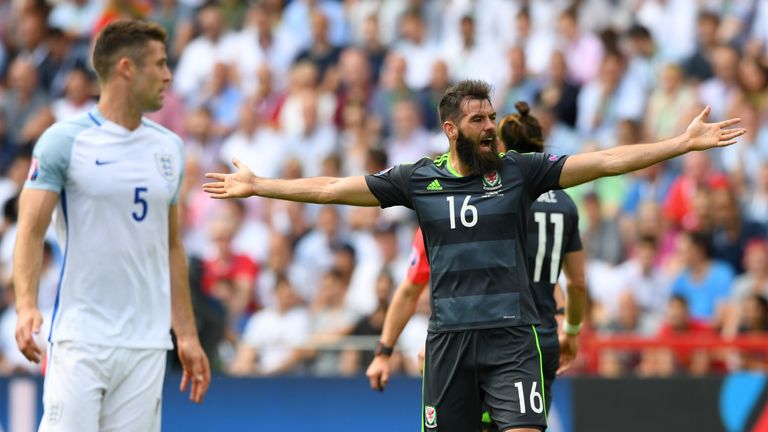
[114,56,135,80]
[442,121,457,139]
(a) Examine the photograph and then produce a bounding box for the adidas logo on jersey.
[427,179,443,191]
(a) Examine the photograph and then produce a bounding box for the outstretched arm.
[559,107,745,188]
[203,159,381,206]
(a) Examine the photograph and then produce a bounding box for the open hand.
[685,106,746,151]
[203,159,257,199]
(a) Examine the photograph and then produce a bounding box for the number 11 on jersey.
[532,212,564,283]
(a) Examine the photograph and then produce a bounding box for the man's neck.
[97,88,143,130]
[448,147,472,176]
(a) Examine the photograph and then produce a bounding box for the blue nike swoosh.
[95,159,117,166]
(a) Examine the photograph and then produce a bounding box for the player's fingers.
[696,105,711,121]
[718,139,739,147]
[232,159,245,170]
[32,315,42,333]
[201,185,224,193]
[380,369,389,391]
[22,343,41,363]
[721,129,746,140]
[204,172,227,181]
[556,358,572,375]
[180,370,190,393]
[717,118,741,128]
[367,371,381,390]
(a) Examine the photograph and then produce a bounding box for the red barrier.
[579,333,768,374]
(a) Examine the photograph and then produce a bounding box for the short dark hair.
[92,20,167,81]
[498,101,544,153]
[438,79,492,124]
[683,230,713,258]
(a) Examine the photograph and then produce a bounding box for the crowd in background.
[0,0,768,379]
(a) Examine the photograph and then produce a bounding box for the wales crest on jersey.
[155,153,175,182]
[425,405,437,428]
[482,170,502,191]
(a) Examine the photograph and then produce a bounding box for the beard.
[456,129,502,176]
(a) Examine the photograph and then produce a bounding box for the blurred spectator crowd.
[0,0,768,379]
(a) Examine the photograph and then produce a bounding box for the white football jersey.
[25,110,185,349]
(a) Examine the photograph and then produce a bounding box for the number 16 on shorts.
[514,381,544,414]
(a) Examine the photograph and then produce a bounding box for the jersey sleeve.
[565,199,583,253]
[171,134,185,205]
[25,123,77,192]
[406,229,430,285]
[364,163,417,209]
[514,152,569,199]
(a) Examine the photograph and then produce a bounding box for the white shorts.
[39,342,167,432]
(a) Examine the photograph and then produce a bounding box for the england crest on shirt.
[155,153,175,182]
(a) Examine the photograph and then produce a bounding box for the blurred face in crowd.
[316,205,339,237]
[696,14,719,48]
[18,12,46,50]
[275,279,300,312]
[209,217,236,254]
[666,297,690,332]
[65,69,92,104]
[430,60,449,89]
[132,40,172,112]
[333,247,355,277]
[738,57,768,93]
[743,241,768,275]
[508,47,527,84]
[237,102,259,134]
[374,228,398,263]
[374,272,394,305]
[515,11,530,38]
[711,45,739,83]
[635,240,657,273]
[599,53,625,91]
[583,194,601,225]
[460,16,474,45]
[617,291,639,330]
[548,51,568,83]
[198,6,224,40]
[246,4,270,34]
[400,14,424,44]
[660,65,683,94]
[8,58,39,96]
[267,232,292,271]
[319,272,346,307]
[636,201,662,237]
[339,49,370,87]
[382,54,407,88]
[557,13,578,41]
[744,296,768,331]
[363,15,381,45]
[711,188,739,227]
[682,152,711,183]
[310,10,329,43]
[677,234,706,267]
[392,100,419,139]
